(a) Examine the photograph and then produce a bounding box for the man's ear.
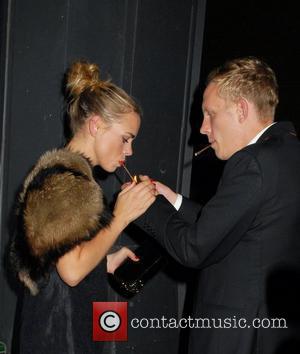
[88,115,101,137]
[236,98,248,123]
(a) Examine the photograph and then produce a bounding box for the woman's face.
[93,111,141,172]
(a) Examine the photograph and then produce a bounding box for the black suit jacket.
[136,122,300,354]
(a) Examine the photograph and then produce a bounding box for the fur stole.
[10,148,110,295]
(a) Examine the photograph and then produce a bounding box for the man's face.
[200,82,244,160]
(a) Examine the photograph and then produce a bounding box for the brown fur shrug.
[10,148,110,295]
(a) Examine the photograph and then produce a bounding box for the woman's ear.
[88,115,101,137]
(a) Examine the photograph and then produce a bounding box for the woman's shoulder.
[12,148,106,296]
[22,148,94,191]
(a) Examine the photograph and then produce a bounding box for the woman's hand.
[106,247,139,274]
[56,181,155,287]
[113,180,156,227]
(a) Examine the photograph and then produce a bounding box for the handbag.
[109,240,166,297]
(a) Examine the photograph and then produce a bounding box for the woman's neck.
[67,133,96,166]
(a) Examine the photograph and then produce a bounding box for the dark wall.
[201,1,300,132]
[0,1,206,353]
[191,0,300,204]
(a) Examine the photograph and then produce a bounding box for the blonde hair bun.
[66,61,103,97]
[65,59,141,135]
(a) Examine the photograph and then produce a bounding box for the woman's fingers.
[113,180,156,225]
[106,247,139,273]
[119,181,136,194]
[122,247,140,262]
[120,182,132,190]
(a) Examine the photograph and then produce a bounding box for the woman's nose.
[124,144,133,156]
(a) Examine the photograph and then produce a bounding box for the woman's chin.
[103,165,117,173]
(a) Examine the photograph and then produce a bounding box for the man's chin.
[214,149,227,161]
[216,150,233,161]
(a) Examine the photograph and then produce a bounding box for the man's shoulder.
[227,134,298,177]
[224,141,278,177]
[221,149,262,182]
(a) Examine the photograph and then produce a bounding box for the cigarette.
[119,161,137,182]
[194,144,211,157]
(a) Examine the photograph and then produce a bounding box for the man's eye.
[122,137,129,143]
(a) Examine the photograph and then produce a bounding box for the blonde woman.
[10,61,156,353]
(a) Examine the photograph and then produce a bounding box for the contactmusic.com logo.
[93,302,128,341]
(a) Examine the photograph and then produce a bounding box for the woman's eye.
[122,137,129,144]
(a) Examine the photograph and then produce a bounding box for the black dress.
[10,148,112,354]
[19,262,108,354]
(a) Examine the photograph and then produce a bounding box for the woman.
[10,61,156,353]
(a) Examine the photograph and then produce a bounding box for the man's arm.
[178,196,202,223]
[153,180,202,223]
[136,151,263,268]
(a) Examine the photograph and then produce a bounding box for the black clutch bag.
[109,241,166,298]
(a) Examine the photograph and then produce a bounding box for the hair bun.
[66,61,102,97]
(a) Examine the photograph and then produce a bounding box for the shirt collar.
[247,122,276,146]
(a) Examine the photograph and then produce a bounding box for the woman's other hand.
[106,247,139,274]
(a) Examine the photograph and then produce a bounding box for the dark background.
[0,1,205,353]
[1,0,299,353]
[191,0,300,204]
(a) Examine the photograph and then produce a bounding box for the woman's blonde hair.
[66,60,141,135]
[207,57,279,120]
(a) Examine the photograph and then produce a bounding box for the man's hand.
[138,176,177,205]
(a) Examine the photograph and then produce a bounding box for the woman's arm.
[56,180,155,286]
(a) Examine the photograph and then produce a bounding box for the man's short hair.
[207,57,279,120]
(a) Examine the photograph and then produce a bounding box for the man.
[136,57,300,353]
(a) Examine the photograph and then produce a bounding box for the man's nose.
[200,117,210,135]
